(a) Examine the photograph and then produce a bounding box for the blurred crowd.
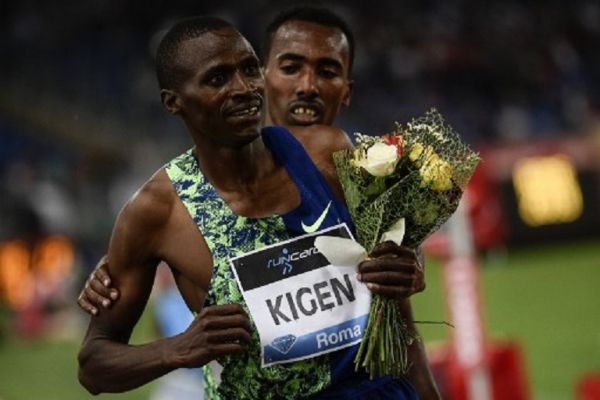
[2,0,600,338]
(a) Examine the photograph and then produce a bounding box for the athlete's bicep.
[317,128,354,201]
[330,128,354,152]
[158,197,215,313]
[88,183,171,342]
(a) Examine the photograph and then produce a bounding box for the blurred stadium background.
[1,1,599,399]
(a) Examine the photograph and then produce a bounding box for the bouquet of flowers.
[333,108,480,378]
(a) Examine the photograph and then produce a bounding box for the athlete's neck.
[193,135,277,190]
[192,131,301,218]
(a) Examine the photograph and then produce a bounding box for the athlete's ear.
[161,89,182,114]
[342,79,353,107]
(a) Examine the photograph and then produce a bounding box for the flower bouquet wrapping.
[332,108,480,378]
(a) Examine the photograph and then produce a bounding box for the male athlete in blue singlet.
[77,9,438,398]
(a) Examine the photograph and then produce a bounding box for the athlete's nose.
[296,69,318,98]
[231,70,256,95]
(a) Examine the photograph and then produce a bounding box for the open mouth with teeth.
[229,106,260,117]
[289,106,321,124]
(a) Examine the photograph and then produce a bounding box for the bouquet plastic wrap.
[331,108,480,378]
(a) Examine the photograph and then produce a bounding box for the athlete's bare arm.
[78,170,251,394]
[288,124,353,201]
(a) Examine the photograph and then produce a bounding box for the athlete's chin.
[287,115,322,126]
[234,130,260,144]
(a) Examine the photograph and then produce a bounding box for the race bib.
[230,224,371,367]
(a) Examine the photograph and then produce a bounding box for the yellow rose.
[419,156,453,191]
[409,143,438,166]
[409,143,424,162]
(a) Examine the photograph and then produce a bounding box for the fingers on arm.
[95,258,120,300]
[78,271,118,316]
[94,262,113,287]
[89,277,115,304]
[78,294,99,316]
[78,274,112,315]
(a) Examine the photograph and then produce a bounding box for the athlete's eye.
[207,73,228,87]
[243,63,260,76]
[318,67,340,79]
[280,63,300,75]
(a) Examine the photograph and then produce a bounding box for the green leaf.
[365,177,387,198]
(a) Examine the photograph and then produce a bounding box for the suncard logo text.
[266,246,319,275]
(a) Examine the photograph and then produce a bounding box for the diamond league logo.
[270,334,297,354]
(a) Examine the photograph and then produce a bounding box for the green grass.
[0,338,155,400]
[411,239,600,399]
[0,240,598,399]
[0,308,158,400]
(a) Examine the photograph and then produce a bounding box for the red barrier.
[576,373,600,400]
[429,341,530,400]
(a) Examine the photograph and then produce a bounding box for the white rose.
[357,142,399,177]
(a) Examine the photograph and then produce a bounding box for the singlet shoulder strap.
[261,126,353,234]
[262,126,321,186]
[261,126,336,205]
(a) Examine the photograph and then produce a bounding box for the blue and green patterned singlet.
[164,126,417,399]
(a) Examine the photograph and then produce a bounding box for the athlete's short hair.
[156,16,234,90]
[263,5,355,74]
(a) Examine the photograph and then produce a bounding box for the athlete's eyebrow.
[277,52,307,63]
[317,58,344,71]
[200,64,232,81]
[277,52,344,70]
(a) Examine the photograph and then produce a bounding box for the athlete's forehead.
[176,27,258,73]
[268,20,350,70]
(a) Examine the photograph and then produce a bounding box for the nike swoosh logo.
[301,201,332,233]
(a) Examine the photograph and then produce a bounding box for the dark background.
[2,0,600,259]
